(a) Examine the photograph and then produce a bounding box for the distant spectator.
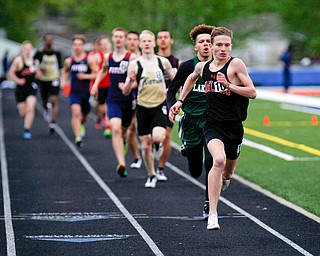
[280,44,292,92]
[1,50,10,82]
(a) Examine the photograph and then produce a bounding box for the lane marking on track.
[170,141,320,223]
[53,124,164,256]
[24,234,135,243]
[0,91,17,256]
[245,127,320,156]
[2,212,245,222]
[165,161,313,256]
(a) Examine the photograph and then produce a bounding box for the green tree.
[0,0,41,43]
[1,0,319,59]
[275,0,320,58]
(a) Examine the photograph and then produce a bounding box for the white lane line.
[165,161,313,256]
[0,91,17,256]
[233,174,320,223]
[53,124,164,256]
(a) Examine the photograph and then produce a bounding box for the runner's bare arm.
[60,58,71,89]
[77,55,99,81]
[8,57,25,86]
[122,61,137,96]
[91,53,110,97]
[216,58,256,99]
[162,58,175,81]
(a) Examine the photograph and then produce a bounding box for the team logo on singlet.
[193,83,206,93]
[21,66,35,76]
[140,70,164,85]
[71,63,88,73]
[109,60,129,74]
[205,81,230,95]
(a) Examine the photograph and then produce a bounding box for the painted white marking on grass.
[243,139,320,161]
[53,125,164,256]
[0,91,17,256]
[281,103,320,115]
[165,161,314,256]
[257,89,320,108]
[243,139,295,161]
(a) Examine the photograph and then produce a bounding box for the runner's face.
[44,35,53,48]
[157,31,173,50]
[139,33,155,54]
[72,39,84,55]
[126,33,139,52]
[22,43,33,58]
[112,31,126,48]
[99,38,111,53]
[194,34,212,58]
[212,35,232,60]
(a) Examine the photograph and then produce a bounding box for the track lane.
[1,88,319,255]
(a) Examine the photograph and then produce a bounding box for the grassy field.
[171,98,320,216]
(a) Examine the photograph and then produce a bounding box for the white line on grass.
[281,103,320,115]
[243,139,320,161]
[165,161,314,256]
[53,124,164,256]
[0,91,17,256]
[243,138,295,160]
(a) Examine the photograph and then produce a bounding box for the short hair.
[72,34,86,43]
[140,30,155,40]
[93,35,108,44]
[21,40,32,46]
[189,24,215,44]
[127,30,139,37]
[157,29,172,38]
[211,27,233,43]
[43,33,53,41]
[112,27,127,36]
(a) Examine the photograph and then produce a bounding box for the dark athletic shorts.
[97,87,109,105]
[162,103,174,129]
[179,113,205,148]
[69,92,91,115]
[15,82,38,103]
[38,79,60,102]
[204,122,244,160]
[107,100,134,128]
[136,104,166,136]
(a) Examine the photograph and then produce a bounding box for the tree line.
[1,0,319,60]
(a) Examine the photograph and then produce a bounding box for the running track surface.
[0,88,319,256]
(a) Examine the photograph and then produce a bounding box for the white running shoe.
[156,169,168,181]
[49,122,56,134]
[207,215,220,230]
[222,178,231,191]
[43,109,50,122]
[144,176,157,188]
[153,143,163,161]
[130,158,142,169]
[202,201,209,219]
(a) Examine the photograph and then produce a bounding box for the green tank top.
[182,56,206,116]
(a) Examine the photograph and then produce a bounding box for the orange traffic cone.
[263,116,270,126]
[311,115,318,126]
